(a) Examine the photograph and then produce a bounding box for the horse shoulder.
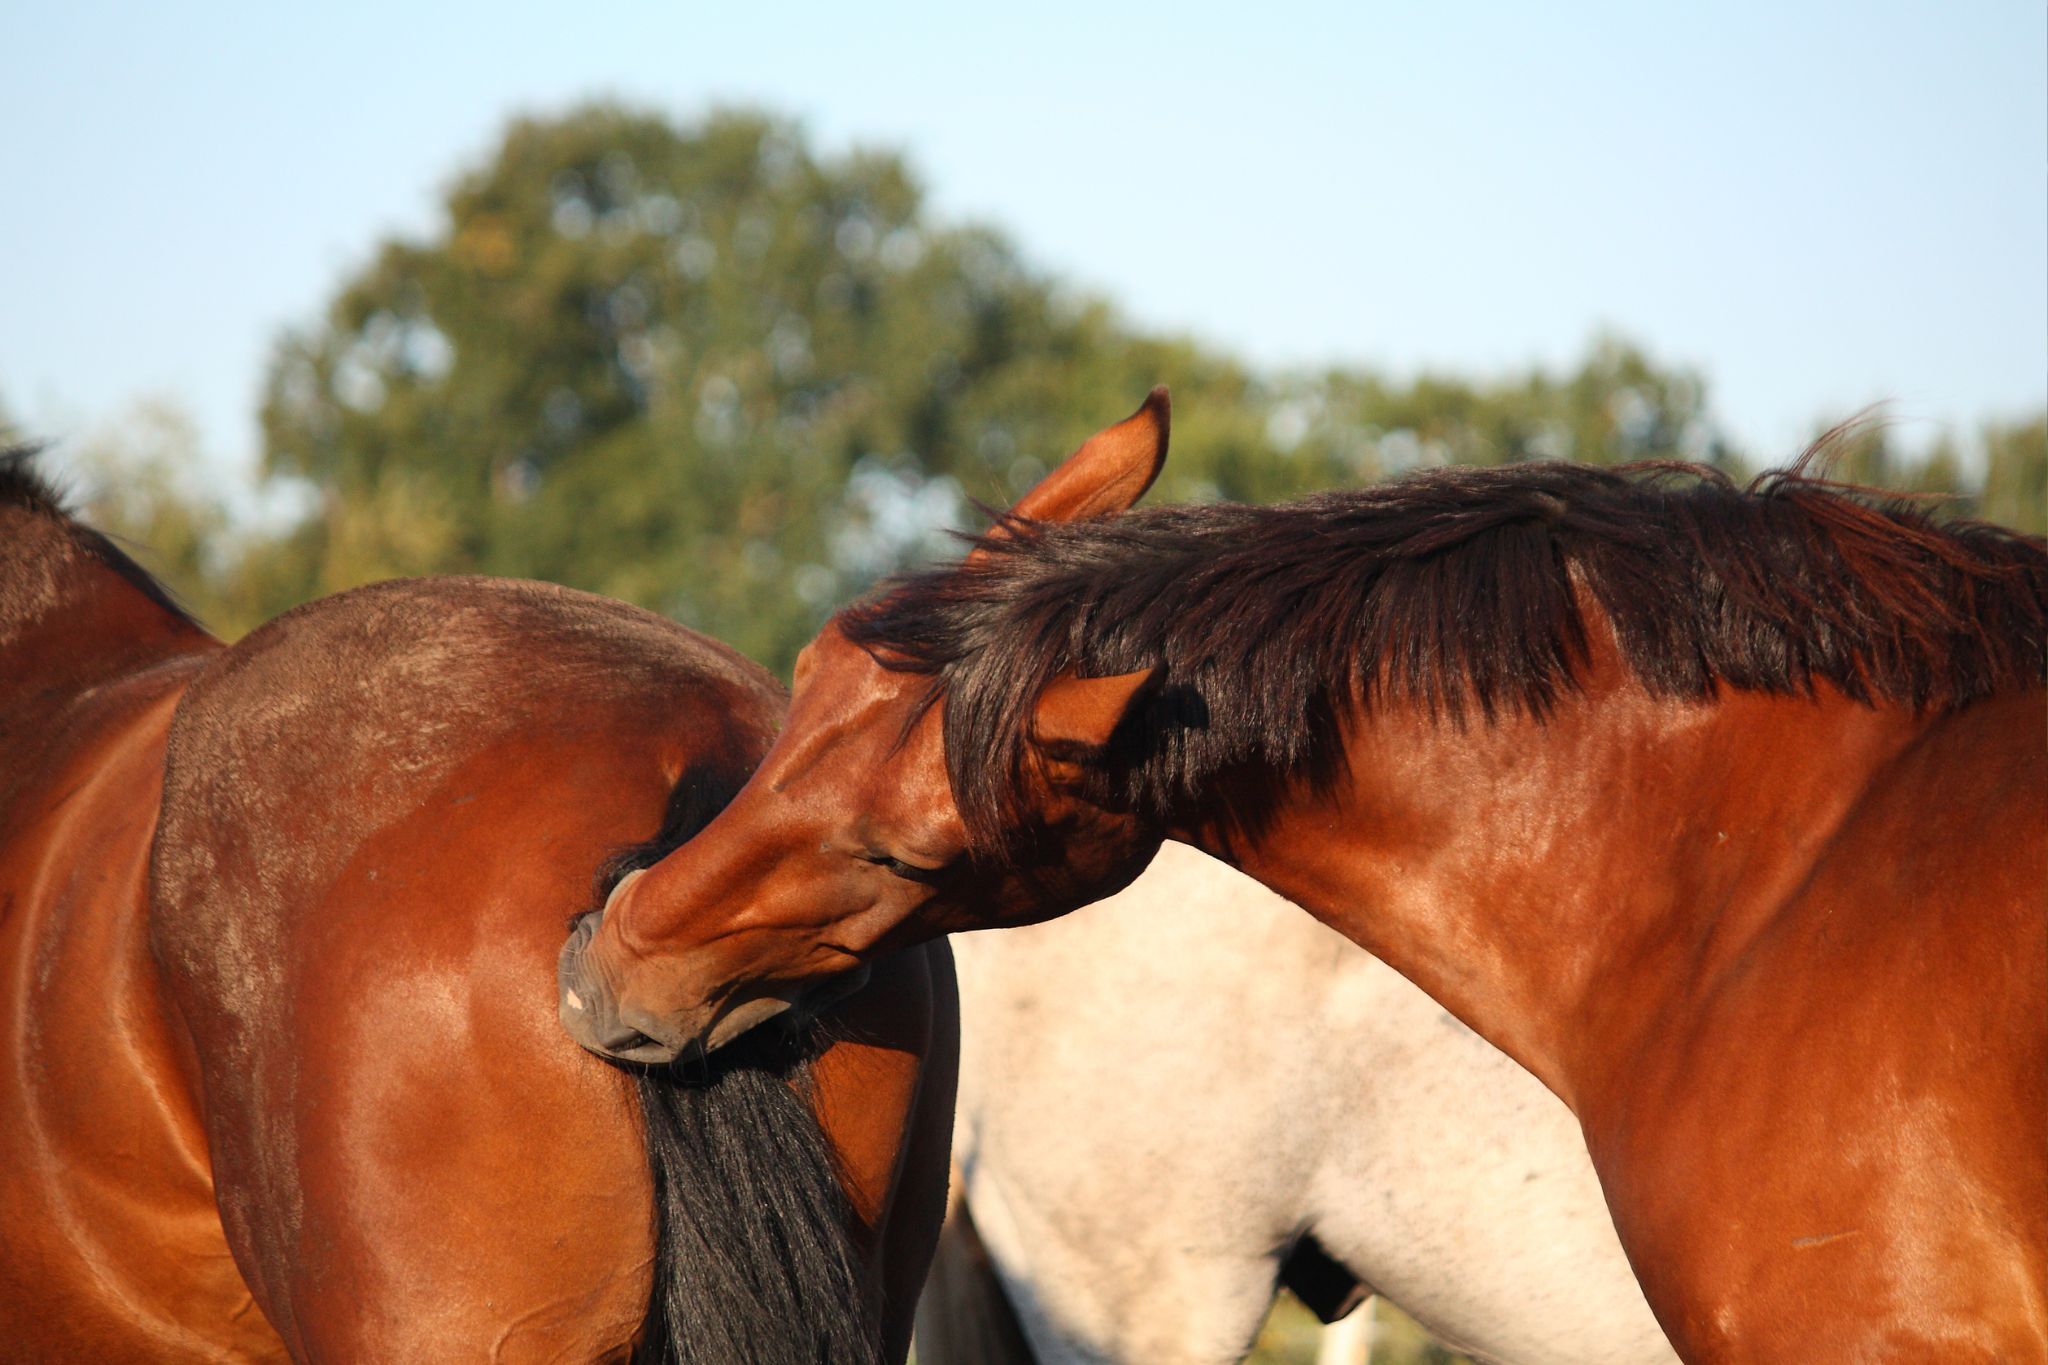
[1590,690,2048,1361]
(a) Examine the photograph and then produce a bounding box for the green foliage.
[59,401,251,632]
[1980,414,2047,536]
[28,103,2041,668]
[244,102,1751,671]
[254,104,1276,665]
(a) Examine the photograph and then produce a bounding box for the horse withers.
[0,452,954,1362]
[564,393,2048,1362]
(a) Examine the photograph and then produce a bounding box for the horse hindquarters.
[153,749,669,1360]
[146,577,952,1362]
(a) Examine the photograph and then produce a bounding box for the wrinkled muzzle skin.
[558,875,877,1066]
[556,630,1162,1065]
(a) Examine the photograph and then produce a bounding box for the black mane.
[0,444,204,631]
[842,459,2048,855]
[0,443,70,516]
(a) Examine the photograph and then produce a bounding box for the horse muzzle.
[556,911,696,1064]
[556,911,874,1067]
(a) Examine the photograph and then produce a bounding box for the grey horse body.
[933,842,1676,1365]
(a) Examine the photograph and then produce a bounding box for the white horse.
[915,842,1677,1365]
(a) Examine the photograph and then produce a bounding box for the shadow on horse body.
[0,453,954,1361]
[564,393,2048,1362]
[916,842,1678,1365]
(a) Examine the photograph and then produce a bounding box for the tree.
[259,106,1253,664]
[253,103,1749,671]
[1979,414,2047,535]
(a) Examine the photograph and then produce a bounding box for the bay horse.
[915,841,1677,1365]
[0,450,954,1362]
[560,392,2048,1362]
[917,843,1679,1365]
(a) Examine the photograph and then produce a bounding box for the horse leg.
[914,1168,1039,1365]
[0,680,288,1361]
[1314,1309,1373,1365]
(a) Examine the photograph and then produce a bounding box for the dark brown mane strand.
[839,461,2048,857]
[0,444,204,632]
[0,443,69,516]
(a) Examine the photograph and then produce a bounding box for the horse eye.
[861,851,949,885]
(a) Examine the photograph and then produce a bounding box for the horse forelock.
[840,459,2048,856]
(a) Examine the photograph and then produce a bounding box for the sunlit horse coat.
[0,454,953,1363]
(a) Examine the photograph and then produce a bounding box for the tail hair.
[630,1031,877,1364]
[599,764,878,1365]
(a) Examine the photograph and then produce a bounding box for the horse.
[0,449,955,1362]
[912,840,1679,1365]
[559,391,2048,1362]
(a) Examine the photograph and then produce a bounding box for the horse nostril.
[556,911,695,1066]
[566,997,684,1066]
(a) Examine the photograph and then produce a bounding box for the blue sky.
[2,1,2042,493]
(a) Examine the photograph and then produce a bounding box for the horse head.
[558,391,1174,1064]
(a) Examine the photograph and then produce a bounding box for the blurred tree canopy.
[21,103,2042,668]
[231,103,1748,666]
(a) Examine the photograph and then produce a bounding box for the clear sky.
[3,1,2042,492]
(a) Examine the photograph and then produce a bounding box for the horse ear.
[1007,387,1170,527]
[1030,667,1161,755]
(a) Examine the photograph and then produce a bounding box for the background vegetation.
[17,104,2038,676]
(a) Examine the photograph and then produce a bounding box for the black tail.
[629,1032,877,1364]
[599,766,879,1365]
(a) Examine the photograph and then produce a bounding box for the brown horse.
[0,450,954,1363]
[562,393,2048,1362]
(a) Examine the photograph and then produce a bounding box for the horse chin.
[702,962,876,1053]
[704,994,796,1050]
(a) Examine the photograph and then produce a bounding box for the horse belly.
[0,684,288,1361]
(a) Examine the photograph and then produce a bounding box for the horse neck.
[0,506,216,737]
[1172,640,1935,1113]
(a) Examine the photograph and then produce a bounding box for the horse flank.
[841,458,2048,854]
